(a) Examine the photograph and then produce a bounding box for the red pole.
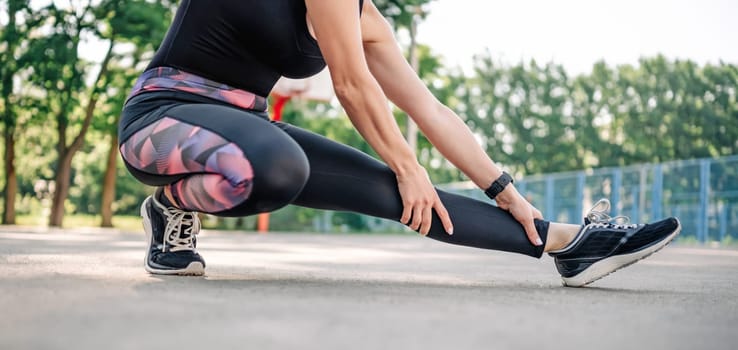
[257,95,292,233]
[271,95,291,122]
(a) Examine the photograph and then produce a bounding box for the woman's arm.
[304,0,453,236]
[359,0,543,245]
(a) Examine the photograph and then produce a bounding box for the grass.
[16,214,144,232]
[15,214,261,233]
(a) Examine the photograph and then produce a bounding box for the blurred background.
[0,0,736,243]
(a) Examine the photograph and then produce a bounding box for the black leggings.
[119,95,549,258]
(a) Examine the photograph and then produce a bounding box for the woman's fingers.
[508,199,543,246]
[517,205,543,246]
[394,166,453,236]
[522,216,543,246]
[433,198,454,235]
[493,186,544,246]
[400,203,412,225]
[419,206,432,235]
[405,198,453,236]
[410,205,423,231]
[533,208,544,220]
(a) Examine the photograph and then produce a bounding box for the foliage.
[459,54,738,177]
[373,0,436,29]
[0,1,735,233]
[1,0,45,224]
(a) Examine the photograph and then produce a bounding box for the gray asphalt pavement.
[1,226,736,350]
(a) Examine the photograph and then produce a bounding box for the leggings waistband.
[126,67,268,112]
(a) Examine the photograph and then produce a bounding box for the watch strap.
[484,171,514,200]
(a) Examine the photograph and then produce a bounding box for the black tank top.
[147,0,364,97]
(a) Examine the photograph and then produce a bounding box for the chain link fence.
[460,156,738,242]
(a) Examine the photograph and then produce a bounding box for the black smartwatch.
[484,171,514,200]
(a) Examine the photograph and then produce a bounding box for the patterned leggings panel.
[127,67,268,111]
[120,116,254,213]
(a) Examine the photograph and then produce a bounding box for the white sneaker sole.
[561,220,681,287]
[140,197,205,276]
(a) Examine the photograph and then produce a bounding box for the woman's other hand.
[495,186,544,246]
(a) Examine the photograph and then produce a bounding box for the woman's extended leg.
[275,122,681,287]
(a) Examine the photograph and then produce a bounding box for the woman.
[119,0,680,287]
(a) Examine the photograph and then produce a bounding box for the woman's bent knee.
[245,136,310,213]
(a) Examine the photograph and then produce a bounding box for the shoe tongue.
[177,222,193,238]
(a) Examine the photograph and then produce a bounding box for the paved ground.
[1,227,736,350]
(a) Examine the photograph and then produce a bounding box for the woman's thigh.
[120,102,310,215]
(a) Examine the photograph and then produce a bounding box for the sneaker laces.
[162,207,201,252]
[585,199,637,230]
[152,195,201,253]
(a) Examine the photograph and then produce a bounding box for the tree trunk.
[49,151,74,227]
[1,2,20,225]
[100,132,118,227]
[48,41,114,227]
[2,125,17,225]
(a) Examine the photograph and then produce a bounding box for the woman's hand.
[495,185,544,246]
[396,165,454,236]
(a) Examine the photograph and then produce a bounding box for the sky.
[2,0,736,76]
[416,0,738,75]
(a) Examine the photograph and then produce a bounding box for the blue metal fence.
[433,156,738,242]
[516,156,738,241]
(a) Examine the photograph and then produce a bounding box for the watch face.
[502,172,513,184]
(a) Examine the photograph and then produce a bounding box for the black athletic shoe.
[549,199,681,287]
[140,193,206,275]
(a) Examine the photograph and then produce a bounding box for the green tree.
[612,57,738,163]
[15,0,174,227]
[569,61,623,167]
[93,0,175,227]
[467,56,584,174]
[374,0,435,29]
[20,2,99,227]
[1,0,38,224]
[463,54,738,177]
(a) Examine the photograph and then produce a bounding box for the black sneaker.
[549,199,681,287]
[140,193,206,275]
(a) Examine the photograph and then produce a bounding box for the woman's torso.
[147,0,363,97]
